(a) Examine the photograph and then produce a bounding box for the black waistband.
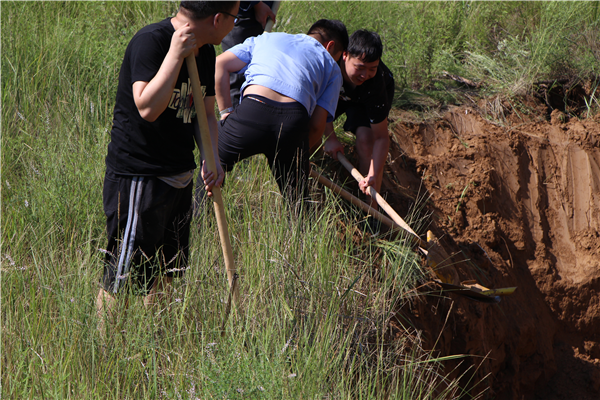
[243,94,301,109]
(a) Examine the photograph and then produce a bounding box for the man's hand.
[201,160,225,197]
[359,174,376,195]
[324,134,344,160]
[254,2,276,29]
[169,23,197,60]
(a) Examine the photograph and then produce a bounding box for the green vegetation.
[278,1,599,112]
[3,1,599,399]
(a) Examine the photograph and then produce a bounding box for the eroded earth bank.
[381,100,600,399]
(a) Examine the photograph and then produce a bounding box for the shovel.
[186,54,240,334]
[433,279,517,303]
[314,159,517,300]
[335,152,459,285]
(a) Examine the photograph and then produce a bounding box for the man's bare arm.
[215,51,247,118]
[198,95,225,196]
[308,106,330,150]
[323,121,344,160]
[360,119,390,193]
[253,1,276,29]
[133,23,197,122]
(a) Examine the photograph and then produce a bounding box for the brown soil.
[381,98,600,399]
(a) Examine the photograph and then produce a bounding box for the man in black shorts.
[97,1,239,333]
[320,29,394,208]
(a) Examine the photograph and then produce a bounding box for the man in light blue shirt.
[215,19,348,212]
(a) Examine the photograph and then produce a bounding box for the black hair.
[307,19,349,55]
[179,1,238,20]
[346,29,383,63]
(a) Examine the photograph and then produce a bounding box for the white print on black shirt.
[339,85,351,102]
[167,78,207,124]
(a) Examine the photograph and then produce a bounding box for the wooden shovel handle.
[186,54,240,307]
[336,153,426,248]
[263,1,281,33]
[309,169,398,231]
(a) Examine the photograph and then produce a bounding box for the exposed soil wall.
[382,102,600,399]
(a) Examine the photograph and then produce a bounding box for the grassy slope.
[2,1,598,399]
[1,2,436,399]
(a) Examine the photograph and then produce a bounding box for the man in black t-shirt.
[320,30,394,209]
[97,1,239,335]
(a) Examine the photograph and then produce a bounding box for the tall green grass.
[277,1,599,106]
[458,2,599,95]
[2,2,461,399]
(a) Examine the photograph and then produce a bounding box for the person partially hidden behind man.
[318,29,394,214]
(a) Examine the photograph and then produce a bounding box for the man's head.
[178,1,239,45]
[342,29,382,86]
[179,1,238,20]
[307,19,349,62]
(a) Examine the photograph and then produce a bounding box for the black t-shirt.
[106,18,216,176]
[335,60,394,125]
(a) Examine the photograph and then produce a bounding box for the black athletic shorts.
[101,169,192,295]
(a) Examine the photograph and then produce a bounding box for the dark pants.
[101,171,192,295]
[218,95,311,208]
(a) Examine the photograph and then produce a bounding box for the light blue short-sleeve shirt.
[227,32,342,122]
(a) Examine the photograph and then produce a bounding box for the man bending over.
[215,19,348,211]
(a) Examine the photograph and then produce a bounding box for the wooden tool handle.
[186,54,240,307]
[336,153,426,248]
[310,169,398,231]
[263,1,281,33]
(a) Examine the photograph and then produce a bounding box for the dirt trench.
[381,100,600,399]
